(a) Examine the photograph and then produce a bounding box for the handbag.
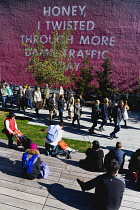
[1,128,6,134]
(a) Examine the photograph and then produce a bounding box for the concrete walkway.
[15,106,140,152]
[0,106,140,209]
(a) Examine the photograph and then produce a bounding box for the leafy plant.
[95,58,114,99]
[22,30,75,87]
[72,58,95,95]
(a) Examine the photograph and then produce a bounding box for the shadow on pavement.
[38,182,94,209]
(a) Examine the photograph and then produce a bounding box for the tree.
[95,58,114,99]
[72,58,95,95]
[23,30,75,86]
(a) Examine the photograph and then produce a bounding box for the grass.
[0,111,91,153]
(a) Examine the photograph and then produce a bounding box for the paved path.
[0,106,140,209]
[16,106,140,153]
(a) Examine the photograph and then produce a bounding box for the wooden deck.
[0,138,140,210]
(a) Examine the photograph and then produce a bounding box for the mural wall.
[0,0,140,91]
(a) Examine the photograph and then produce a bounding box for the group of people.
[2,109,140,210]
[79,140,125,172]
[0,82,14,109]
[89,98,129,140]
[77,140,140,209]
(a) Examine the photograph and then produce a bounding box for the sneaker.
[114,136,119,138]
[109,134,113,140]
[77,178,85,191]
[99,127,103,132]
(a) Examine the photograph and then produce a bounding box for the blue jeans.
[1,96,7,109]
[111,121,121,137]
[26,99,33,109]
[45,143,59,156]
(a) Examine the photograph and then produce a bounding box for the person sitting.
[104,142,125,171]
[79,140,104,172]
[77,159,125,210]
[22,143,49,179]
[128,149,140,185]
[4,112,19,148]
[45,122,64,157]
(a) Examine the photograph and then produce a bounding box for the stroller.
[58,140,76,159]
[14,130,32,150]
[45,140,76,159]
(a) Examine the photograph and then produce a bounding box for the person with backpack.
[22,143,49,180]
[45,122,64,157]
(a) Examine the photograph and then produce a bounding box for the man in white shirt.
[45,122,63,156]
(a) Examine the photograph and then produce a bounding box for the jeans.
[26,99,33,109]
[1,96,7,109]
[110,121,121,137]
[45,143,58,156]
[100,117,107,128]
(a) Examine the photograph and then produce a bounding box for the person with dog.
[4,112,19,149]
[77,159,125,210]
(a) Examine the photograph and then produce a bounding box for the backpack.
[46,125,59,142]
[22,153,38,179]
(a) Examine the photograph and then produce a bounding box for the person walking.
[34,87,42,116]
[5,83,13,106]
[17,86,25,112]
[77,159,125,210]
[67,93,74,121]
[25,86,33,110]
[89,100,101,134]
[110,100,124,139]
[122,100,129,127]
[58,94,65,122]
[79,94,85,116]
[59,86,64,96]
[72,99,81,128]
[99,97,109,131]
[1,84,7,110]
[48,93,57,124]
[42,84,50,109]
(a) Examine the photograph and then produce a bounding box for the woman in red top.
[4,112,18,148]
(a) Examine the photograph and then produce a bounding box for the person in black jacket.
[89,100,101,134]
[99,97,109,132]
[17,86,25,112]
[48,93,57,124]
[77,159,125,210]
[58,94,65,122]
[110,101,124,139]
[79,140,104,172]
